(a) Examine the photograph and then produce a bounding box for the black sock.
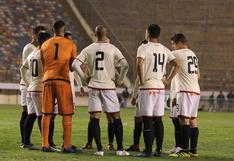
[153,117,164,152]
[20,111,28,143]
[181,125,191,151]
[172,118,182,147]
[24,113,37,145]
[90,118,102,151]
[142,117,153,154]
[113,119,123,150]
[108,122,115,144]
[87,121,93,144]
[190,127,199,153]
[134,117,142,145]
[37,116,42,133]
[49,114,55,145]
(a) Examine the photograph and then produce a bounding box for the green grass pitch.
[0,105,234,161]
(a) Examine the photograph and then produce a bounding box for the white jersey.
[137,42,175,89]
[77,42,125,89]
[172,48,200,93]
[22,48,43,91]
[20,43,37,85]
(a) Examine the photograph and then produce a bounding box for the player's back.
[27,49,43,91]
[137,42,174,88]
[41,37,76,82]
[20,43,37,85]
[172,48,200,93]
[79,42,124,89]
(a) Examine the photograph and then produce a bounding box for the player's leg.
[171,118,182,152]
[23,92,37,148]
[102,90,129,156]
[31,92,42,132]
[189,94,200,157]
[49,113,56,147]
[56,81,76,153]
[41,81,54,152]
[189,118,199,157]
[19,85,28,146]
[153,90,165,157]
[82,117,93,149]
[106,113,115,150]
[88,89,103,155]
[135,90,153,157]
[170,92,190,157]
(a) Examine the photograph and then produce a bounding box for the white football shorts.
[88,89,120,113]
[138,89,165,117]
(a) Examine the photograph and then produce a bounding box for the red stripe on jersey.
[140,88,165,90]
[179,90,200,95]
[88,86,116,90]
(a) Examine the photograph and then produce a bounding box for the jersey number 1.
[95,51,104,70]
[54,43,59,60]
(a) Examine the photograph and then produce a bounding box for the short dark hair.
[32,25,46,35]
[147,24,160,38]
[171,33,187,44]
[53,20,65,34]
[38,31,51,46]
[95,25,107,40]
[64,32,72,38]
[141,39,148,44]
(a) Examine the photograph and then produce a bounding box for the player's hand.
[131,98,136,106]
[162,79,171,86]
[79,87,85,96]
[172,98,177,107]
[166,97,170,107]
[140,80,147,86]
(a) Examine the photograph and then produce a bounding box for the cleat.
[154,150,163,157]
[189,151,199,157]
[62,146,79,153]
[107,143,114,150]
[82,143,92,149]
[41,146,56,152]
[134,151,153,157]
[169,151,190,158]
[49,143,56,148]
[168,147,182,154]
[116,150,130,156]
[126,145,140,152]
[20,143,24,148]
[21,143,34,149]
[95,151,104,156]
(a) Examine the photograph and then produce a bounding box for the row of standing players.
[19,21,200,158]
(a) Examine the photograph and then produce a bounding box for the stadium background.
[0,0,234,109]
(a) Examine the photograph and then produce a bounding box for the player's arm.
[73,71,85,96]
[116,58,129,85]
[136,57,145,86]
[72,59,86,79]
[20,60,30,86]
[163,59,179,86]
[131,77,139,106]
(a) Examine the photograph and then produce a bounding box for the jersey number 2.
[95,51,104,70]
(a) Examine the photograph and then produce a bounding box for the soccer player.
[126,40,148,152]
[40,20,77,153]
[72,25,129,156]
[135,24,179,157]
[19,25,46,147]
[64,31,85,99]
[20,31,51,148]
[167,74,183,154]
[169,33,200,157]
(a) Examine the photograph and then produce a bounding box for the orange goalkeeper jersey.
[41,36,77,82]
